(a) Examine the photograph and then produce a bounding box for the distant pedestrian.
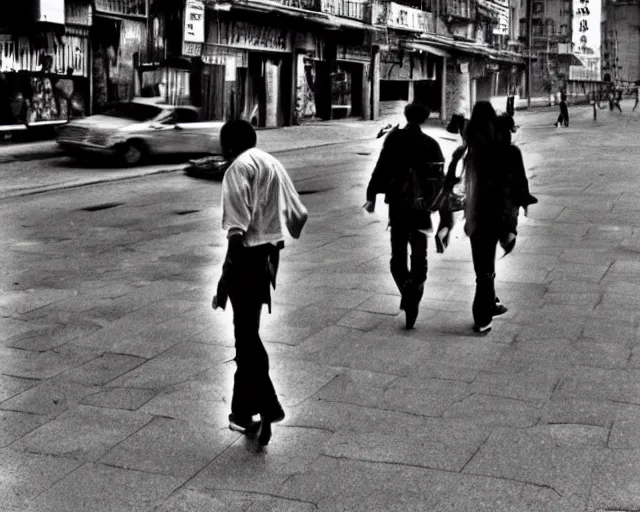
[555,89,569,127]
[364,102,452,329]
[212,119,308,447]
[462,101,510,333]
[495,113,538,255]
[633,83,639,112]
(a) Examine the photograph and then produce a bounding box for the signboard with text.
[373,2,428,32]
[36,0,65,24]
[209,19,291,52]
[572,0,601,78]
[184,0,205,44]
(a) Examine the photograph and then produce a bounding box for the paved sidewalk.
[2,104,640,511]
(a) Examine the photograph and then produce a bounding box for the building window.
[532,23,543,36]
[560,24,568,35]
[533,2,544,14]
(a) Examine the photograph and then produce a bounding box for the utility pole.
[527,0,533,107]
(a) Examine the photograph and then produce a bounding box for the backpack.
[400,163,444,214]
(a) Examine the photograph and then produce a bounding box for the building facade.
[602,0,640,86]
[1,0,529,132]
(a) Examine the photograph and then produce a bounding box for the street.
[2,104,640,511]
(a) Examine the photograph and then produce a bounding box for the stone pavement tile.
[605,280,640,297]
[554,366,640,406]
[14,405,152,461]
[581,318,639,344]
[0,410,50,447]
[545,262,612,283]
[0,378,98,417]
[0,288,71,316]
[323,419,491,473]
[559,248,616,265]
[156,488,317,512]
[496,337,573,368]
[523,204,566,221]
[0,448,83,511]
[259,322,322,346]
[77,315,206,360]
[463,426,602,506]
[269,357,342,408]
[26,461,184,512]
[565,338,631,370]
[512,310,588,340]
[496,266,551,285]
[336,310,388,331]
[188,426,332,496]
[0,316,51,344]
[0,374,39,402]
[296,271,399,295]
[278,455,452,510]
[607,404,640,449]
[58,352,146,386]
[546,280,603,294]
[0,343,99,381]
[80,387,157,411]
[275,304,350,329]
[543,292,602,307]
[107,342,234,389]
[541,398,617,428]
[100,416,238,479]
[601,291,640,310]
[443,393,542,428]
[140,389,230,427]
[470,366,562,405]
[4,318,104,351]
[588,224,635,241]
[315,369,469,417]
[587,450,640,512]
[354,293,401,316]
[287,399,427,434]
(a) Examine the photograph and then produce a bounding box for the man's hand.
[363,200,376,213]
[212,278,228,310]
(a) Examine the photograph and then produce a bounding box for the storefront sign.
[572,0,600,77]
[184,0,205,44]
[491,0,509,35]
[36,0,65,24]
[202,44,248,67]
[182,41,203,57]
[265,0,319,9]
[337,43,370,62]
[373,1,427,32]
[225,57,237,81]
[66,1,92,26]
[210,19,291,53]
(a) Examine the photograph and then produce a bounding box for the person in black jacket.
[363,102,451,329]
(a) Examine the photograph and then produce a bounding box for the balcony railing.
[320,0,368,21]
[94,0,147,17]
[372,1,432,31]
[276,0,322,10]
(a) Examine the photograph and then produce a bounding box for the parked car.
[56,99,226,167]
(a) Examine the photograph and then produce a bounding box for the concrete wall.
[446,60,472,118]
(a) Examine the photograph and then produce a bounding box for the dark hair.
[404,102,430,124]
[220,119,257,159]
[496,113,515,145]
[464,101,498,147]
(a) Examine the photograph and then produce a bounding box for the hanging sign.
[36,0,65,24]
[225,56,237,81]
[184,0,205,43]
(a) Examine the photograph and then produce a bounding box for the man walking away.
[555,89,569,127]
[212,120,308,447]
[364,102,452,329]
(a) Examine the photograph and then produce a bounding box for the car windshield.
[102,103,164,122]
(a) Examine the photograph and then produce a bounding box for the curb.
[0,127,457,200]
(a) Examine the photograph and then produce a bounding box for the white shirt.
[221,147,308,247]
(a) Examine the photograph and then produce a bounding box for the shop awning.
[405,42,452,58]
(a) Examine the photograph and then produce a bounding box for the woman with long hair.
[462,101,508,333]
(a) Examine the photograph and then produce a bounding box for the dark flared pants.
[227,247,280,421]
[470,231,499,327]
